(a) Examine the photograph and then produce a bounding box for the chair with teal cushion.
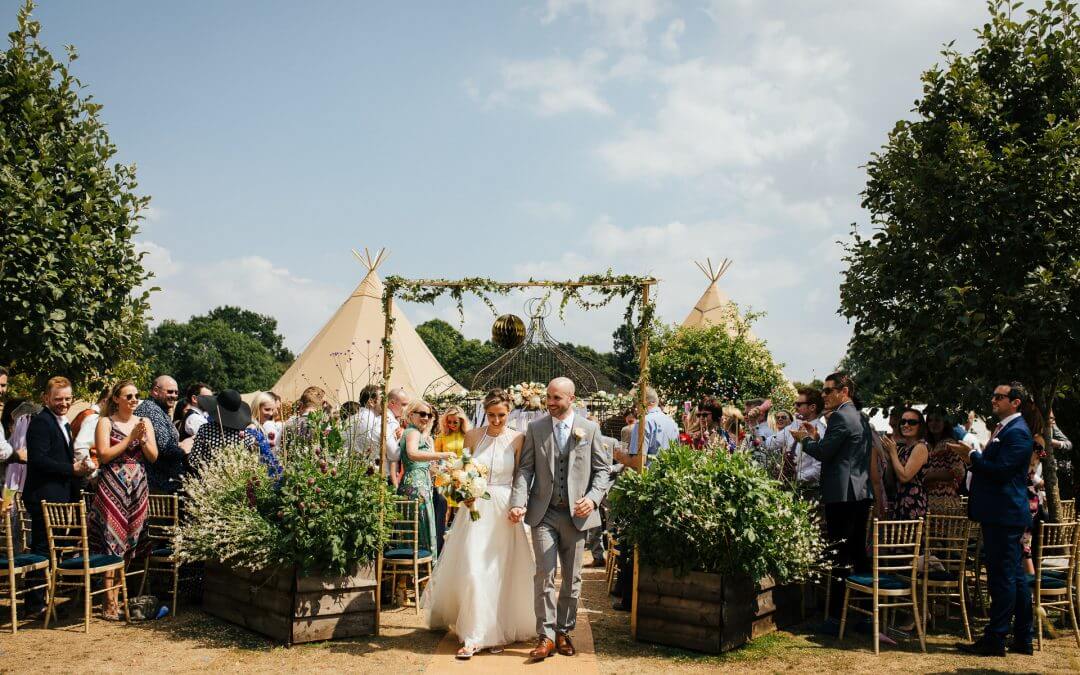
[1,505,51,634]
[840,518,926,654]
[42,501,130,632]
[1032,521,1079,651]
[381,498,433,615]
[921,514,973,641]
[138,494,181,617]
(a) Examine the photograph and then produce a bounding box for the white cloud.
[660,18,685,55]
[137,240,343,353]
[543,0,666,49]
[488,49,613,116]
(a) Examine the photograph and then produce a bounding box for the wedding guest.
[71,389,109,484]
[617,388,678,470]
[686,397,728,449]
[23,376,93,615]
[778,388,827,495]
[1020,401,1046,575]
[91,380,158,620]
[953,382,1034,656]
[284,386,326,440]
[3,400,36,497]
[619,409,636,448]
[881,408,929,520]
[397,400,456,562]
[346,384,382,464]
[723,406,744,446]
[1048,412,1073,499]
[0,368,16,464]
[432,405,471,554]
[924,407,965,500]
[135,376,185,495]
[250,391,282,448]
[175,382,212,442]
[187,390,262,477]
[384,388,411,487]
[791,372,872,624]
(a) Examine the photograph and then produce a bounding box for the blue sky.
[11,1,991,382]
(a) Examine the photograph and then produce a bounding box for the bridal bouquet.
[433,451,491,521]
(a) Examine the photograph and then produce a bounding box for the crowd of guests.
[2,364,1075,656]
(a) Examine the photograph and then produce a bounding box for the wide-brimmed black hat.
[197,389,251,431]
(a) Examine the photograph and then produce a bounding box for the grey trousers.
[532,506,586,640]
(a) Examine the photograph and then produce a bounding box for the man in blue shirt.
[616,387,679,470]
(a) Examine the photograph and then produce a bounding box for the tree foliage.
[0,1,152,389]
[842,0,1080,518]
[416,319,502,388]
[650,311,794,410]
[145,307,290,392]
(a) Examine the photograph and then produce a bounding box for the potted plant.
[177,413,393,645]
[609,441,825,653]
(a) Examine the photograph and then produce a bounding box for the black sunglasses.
[899,418,920,426]
[121,393,139,401]
[991,393,1012,401]
[412,411,433,419]
[821,387,836,395]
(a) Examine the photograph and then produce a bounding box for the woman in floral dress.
[397,400,456,562]
[882,407,929,520]
[923,407,966,504]
[91,380,159,619]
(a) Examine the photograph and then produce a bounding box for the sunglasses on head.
[899,418,920,426]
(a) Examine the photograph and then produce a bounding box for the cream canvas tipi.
[681,258,747,338]
[273,249,462,404]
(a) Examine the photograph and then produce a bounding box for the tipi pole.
[631,281,651,640]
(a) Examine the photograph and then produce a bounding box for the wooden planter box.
[635,564,803,654]
[203,560,378,646]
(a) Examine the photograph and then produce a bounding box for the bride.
[424,389,536,659]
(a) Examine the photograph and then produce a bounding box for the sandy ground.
[2,563,1079,673]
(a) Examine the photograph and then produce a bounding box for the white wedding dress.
[423,428,536,649]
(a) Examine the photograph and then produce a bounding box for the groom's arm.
[510,425,535,510]
[584,424,613,507]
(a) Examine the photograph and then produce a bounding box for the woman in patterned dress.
[91,380,158,620]
[882,407,930,520]
[397,400,456,563]
[923,407,966,503]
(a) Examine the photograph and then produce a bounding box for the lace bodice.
[472,429,517,486]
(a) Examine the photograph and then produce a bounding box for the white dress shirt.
[553,410,576,447]
[73,405,101,462]
[385,413,402,464]
[54,412,71,445]
[794,416,828,484]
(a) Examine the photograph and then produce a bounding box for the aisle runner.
[424,600,599,674]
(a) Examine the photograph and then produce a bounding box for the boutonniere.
[572,427,586,441]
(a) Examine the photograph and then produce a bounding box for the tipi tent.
[681,258,747,338]
[274,249,463,404]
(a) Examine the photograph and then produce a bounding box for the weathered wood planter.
[635,564,803,654]
[203,560,378,646]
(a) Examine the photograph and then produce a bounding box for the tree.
[415,319,500,387]
[145,307,289,392]
[0,1,152,389]
[205,306,294,362]
[610,320,640,384]
[650,311,793,411]
[841,0,1080,520]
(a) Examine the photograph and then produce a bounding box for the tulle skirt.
[423,484,536,648]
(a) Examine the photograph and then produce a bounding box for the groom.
[509,377,612,660]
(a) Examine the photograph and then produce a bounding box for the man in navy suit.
[22,376,93,614]
[953,382,1034,656]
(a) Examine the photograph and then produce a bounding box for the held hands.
[508,506,526,524]
[945,440,972,462]
[791,421,818,443]
[573,497,595,519]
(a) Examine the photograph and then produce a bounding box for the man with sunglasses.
[950,382,1034,657]
[791,372,872,625]
[136,375,184,494]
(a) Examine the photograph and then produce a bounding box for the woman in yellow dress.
[434,406,472,535]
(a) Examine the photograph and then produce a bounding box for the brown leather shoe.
[529,636,556,660]
[556,632,576,656]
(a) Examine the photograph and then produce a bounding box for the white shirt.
[794,416,828,483]
[185,409,209,438]
[384,413,402,465]
[752,421,774,440]
[0,423,12,461]
[54,412,71,445]
[347,408,382,463]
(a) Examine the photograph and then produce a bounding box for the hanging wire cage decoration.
[470,298,602,396]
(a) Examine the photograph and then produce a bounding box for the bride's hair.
[482,389,514,411]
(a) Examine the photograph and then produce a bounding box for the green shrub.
[178,414,394,575]
[609,442,825,583]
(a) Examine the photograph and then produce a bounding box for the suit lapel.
[542,415,557,476]
[568,415,586,476]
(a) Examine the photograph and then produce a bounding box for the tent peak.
[693,257,732,284]
[352,247,388,274]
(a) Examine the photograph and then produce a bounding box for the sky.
[10,0,992,383]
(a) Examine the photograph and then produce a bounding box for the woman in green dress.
[397,400,456,562]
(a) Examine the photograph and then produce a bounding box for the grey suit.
[800,402,872,503]
[511,413,612,639]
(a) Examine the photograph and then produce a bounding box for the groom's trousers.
[532,505,586,640]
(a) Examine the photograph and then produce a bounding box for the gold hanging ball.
[492,314,526,349]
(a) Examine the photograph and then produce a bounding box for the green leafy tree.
[651,310,793,410]
[205,306,294,363]
[146,307,289,392]
[610,320,640,385]
[416,319,501,387]
[0,1,152,388]
[841,0,1080,519]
